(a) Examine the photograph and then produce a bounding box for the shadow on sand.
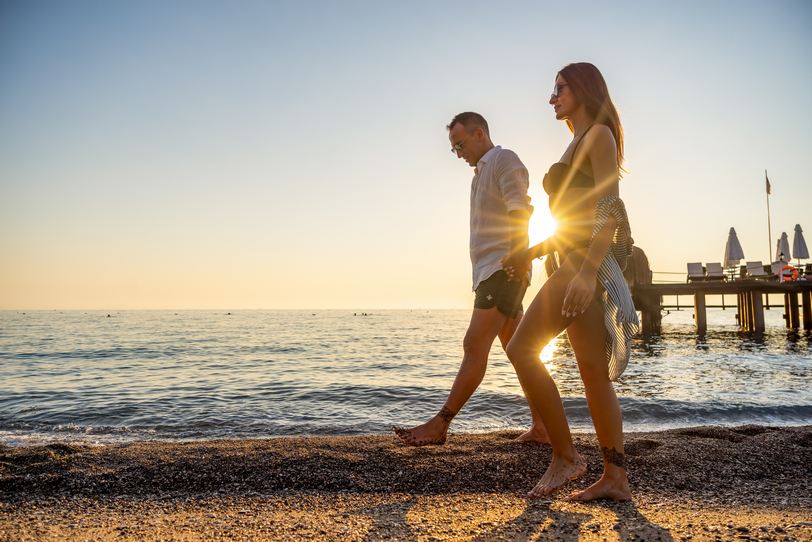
[344,494,674,541]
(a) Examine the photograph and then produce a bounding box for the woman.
[502,62,638,501]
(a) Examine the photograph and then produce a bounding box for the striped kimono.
[592,196,639,381]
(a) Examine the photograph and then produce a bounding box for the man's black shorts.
[474,270,526,318]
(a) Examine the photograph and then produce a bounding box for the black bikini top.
[543,125,596,195]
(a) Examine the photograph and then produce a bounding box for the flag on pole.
[765,170,771,195]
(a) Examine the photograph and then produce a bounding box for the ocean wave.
[2,384,810,446]
[2,310,810,446]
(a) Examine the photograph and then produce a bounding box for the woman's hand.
[562,270,598,318]
[501,249,532,284]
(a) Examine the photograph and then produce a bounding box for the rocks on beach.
[1,425,810,541]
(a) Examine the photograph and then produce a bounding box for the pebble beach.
[2,425,810,541]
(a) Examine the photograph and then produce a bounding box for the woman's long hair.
[558,62,624,172]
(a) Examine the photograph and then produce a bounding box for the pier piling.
[787,293,800,329]
[694,293,707,334]
[738,292,750,332]
[748,292,757,331]
[752,292,765,333]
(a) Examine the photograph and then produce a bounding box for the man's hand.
[501,250,532,285]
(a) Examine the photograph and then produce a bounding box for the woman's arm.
[561,125,620,317]
[502,233,560,282]
[526,236,558,260]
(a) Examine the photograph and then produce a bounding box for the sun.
[528,208,558,245]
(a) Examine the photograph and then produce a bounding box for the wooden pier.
[632,281,812,335]
[622,247,812,335]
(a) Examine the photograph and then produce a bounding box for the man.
[394,112,549,446]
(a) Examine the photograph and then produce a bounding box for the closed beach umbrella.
[775,232,791,263]
[723,227,745,268]
[792,224,809,264]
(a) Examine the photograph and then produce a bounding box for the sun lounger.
[745,261,772,280]
[705,262,725,281]
[687,262,705,282]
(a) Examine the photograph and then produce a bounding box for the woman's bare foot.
[392,418,448,446]
[514,425,551,444]
[566,473,632,501]
[528,452,587,498]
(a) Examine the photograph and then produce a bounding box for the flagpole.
[766,170,772,263]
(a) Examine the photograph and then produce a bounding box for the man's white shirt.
[469,145,533,290]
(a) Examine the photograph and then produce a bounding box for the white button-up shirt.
[469,146,533,290]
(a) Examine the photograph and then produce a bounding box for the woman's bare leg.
[565,282,631,501]
[505,262,586,496]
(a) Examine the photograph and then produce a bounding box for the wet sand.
[2,425,810,541]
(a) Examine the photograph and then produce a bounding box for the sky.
[1,0,811,310]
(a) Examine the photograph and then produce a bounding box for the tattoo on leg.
[602,446,626,469]
[438,406,456,423]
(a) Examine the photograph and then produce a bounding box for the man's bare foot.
[566,473,632,501]
[392,418,448,446]
[527,452,587,498]
[514,426,551,444]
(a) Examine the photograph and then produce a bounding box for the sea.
[1,309,810,446]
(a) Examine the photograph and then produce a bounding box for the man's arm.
[507,209,531,281]
[526,236,558,260]
[497,152,534,282]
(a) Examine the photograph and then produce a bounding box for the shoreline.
[2,425,811,541]
[4,418,812,448]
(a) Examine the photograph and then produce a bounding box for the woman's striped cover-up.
[592,196,639,381]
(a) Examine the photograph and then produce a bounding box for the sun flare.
[539,339,558,375]
[528,209,557,245]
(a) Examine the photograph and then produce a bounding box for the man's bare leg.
[393,307,507,446]
[497,312,551,444]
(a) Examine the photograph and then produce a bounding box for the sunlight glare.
[528,199,557,245]
[539,338,557,374]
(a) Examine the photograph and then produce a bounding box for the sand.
[1,425,810,541]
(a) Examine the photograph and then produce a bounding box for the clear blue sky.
[1,0,810,309]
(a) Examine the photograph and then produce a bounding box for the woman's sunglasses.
[551,83,568,99]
